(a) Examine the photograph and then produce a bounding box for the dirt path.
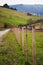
[0,29,10,44]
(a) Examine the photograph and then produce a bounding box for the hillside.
[0,7,43,27]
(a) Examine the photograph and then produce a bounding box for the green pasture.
[0,7,43,27]
[0,31,43,65]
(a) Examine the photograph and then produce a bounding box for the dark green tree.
[3,4,9,8]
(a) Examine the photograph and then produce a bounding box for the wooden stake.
[26,26,28,63]
[17,28,20,44]
[20,27,22,50]
[16,28,18,40]
[22,27,24,53]
[32,26,36,65]
[20,27,24,53]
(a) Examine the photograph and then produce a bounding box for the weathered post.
[22,27,24,54]
[19,25,24,54]
[15,27,17,39]
[16,27,18,40]
[32,25,36,65]
[25,25,29,64]
[16,28,18,41]
[17,27,20,44]
[19,25,22,50]
[16,27,19,41]
[14,27,16,36]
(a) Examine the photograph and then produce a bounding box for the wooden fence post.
[25,26,28,64]
[16,28,18,40]
[16,27,18,40]
[32,25,36,65]
[16,28,18,41]
[19,27,24,53]
[17,27,20,44]
[14,27,16,38]
[22,27,24,54]
[20,27,22,50]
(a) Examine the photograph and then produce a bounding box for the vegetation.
[0,6,43,65]
[0,7,43,27]
[0,31,43,65]
[0,32,24,65]
[3,4,9,8]
[3,4,17,11]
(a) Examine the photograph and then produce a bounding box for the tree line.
[2,4,17,11]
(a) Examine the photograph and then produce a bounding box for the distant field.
[0,7,43,27]
[0,31,43,65]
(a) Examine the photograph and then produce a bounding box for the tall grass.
[0,31,43,65]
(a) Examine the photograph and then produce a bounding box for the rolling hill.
[0,7,43,28]
[10,4,43,16]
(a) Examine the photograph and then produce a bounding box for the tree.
[3,4,9,8]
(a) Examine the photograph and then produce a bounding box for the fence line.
[11,26,37,65]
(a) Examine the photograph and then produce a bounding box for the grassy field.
[0,31,24,65]
[0,7,43,27]
[0,7,43,65]
[0,31,43,65]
